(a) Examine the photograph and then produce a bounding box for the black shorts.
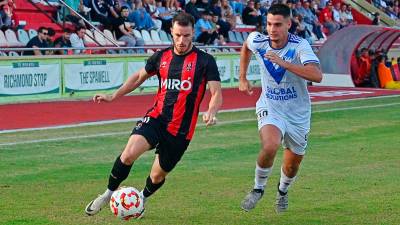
[131,117,190,172]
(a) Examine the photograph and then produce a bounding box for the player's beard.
[173,41,193,55]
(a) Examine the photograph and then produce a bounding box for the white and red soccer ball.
[109,187,144,220]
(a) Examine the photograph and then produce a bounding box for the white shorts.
[257,111,310,155]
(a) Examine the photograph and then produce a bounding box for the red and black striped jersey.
[144,46,221,140]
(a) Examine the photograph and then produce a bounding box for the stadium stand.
[234,31,244,44]
[103,29,125,46]
[5,29,23,47]
[141,29,154,45]
[242,31,249,41]
[28,29,38,39]
[150,30,163,45]
[0,30,8,47]
[93,30,107,46]
[228,31,238,43]
[345,0,398,26]
[0,0,397,63]
[133,29,143,40]
[17,29,30,45]
[159,30,171,44]
[167,33,173,42]
[8,51,19,56]
[14,0,62,34]
[84,29,97,47]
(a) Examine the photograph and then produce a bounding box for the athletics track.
[1,86,400,131]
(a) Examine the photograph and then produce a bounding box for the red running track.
[1,86,399,131]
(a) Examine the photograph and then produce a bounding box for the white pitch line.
[0,108,256,134]
[0,118,255,147]
[313,102,400,113]
[2,94,399,135]
[0,101,399,147]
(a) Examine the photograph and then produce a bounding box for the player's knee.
[261,142,280,156]
[120,151,135,165]
[149,172,166,184]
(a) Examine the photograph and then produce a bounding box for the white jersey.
[247,32,319,129]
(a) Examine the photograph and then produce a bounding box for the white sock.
[103,189,113,199]
[278,167,296,194]
[253,163,273,190]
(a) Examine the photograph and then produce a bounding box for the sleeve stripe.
[253,39,269,43]
[302,60,320,65]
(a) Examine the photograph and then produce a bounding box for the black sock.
[142,176,165,198]
[253,188,264,194]
[107,155,133,191]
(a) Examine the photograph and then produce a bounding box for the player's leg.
[85,134,151,216]
[275,148,303,213]
[241,124,282,211]
[279,148,303,194]
[275,125,308,213]
[140,131,189,202]
[142,154,168,201]
[131,154,168,218]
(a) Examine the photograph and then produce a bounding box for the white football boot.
[85,193,111,216]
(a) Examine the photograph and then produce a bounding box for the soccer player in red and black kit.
[85,12,222,216]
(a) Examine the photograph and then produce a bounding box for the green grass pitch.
[0,96,399,225]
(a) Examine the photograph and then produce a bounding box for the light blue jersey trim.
[302,60,320,65]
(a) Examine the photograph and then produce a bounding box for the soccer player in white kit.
[239,4,323,213]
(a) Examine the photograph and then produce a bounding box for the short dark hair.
[38,27,48,33]
[172,12,195,28]
[121,6,129,12]
[267,4,291,18]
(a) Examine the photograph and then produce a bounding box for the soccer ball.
[109,187,145,220]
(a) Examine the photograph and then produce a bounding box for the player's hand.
[264,51,287,68]
[203,112,218,127]
[93,94,113,103]
[239,78,253,95]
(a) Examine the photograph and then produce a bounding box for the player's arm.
[203,81,223,127]
[266,52,322,82]
[265,52,322,82]
[284,62,322,83]
[93,68,152,103]
[239,40,254,95]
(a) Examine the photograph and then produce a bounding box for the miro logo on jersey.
[257,48,296,84]
[161,78,192,91]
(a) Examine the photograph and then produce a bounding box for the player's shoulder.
[247,31,269,44]
[288,33,310,48]
[148,47,172,61]
[194,46,210,56]
[156,47,173,55]
[194,46,216,61]
[288,33,303,44]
